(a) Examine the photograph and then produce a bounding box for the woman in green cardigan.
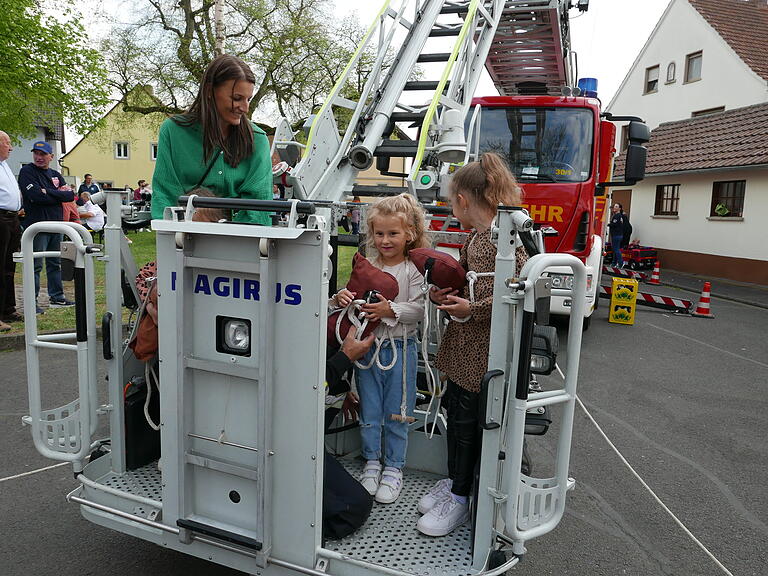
[151,54,272,225]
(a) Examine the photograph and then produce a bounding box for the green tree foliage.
[0,0,109,139]
[101,0,390,127]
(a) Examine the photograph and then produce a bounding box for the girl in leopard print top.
[416,153,526,537]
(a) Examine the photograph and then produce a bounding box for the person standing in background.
[0,131,24,329]
[607,203,625,268]
[18,141,76,312]
[78,173,100,200]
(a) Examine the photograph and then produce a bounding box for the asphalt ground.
[1,283,766,575]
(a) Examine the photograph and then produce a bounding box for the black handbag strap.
[193,148,220,190]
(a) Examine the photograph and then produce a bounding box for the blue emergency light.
[577,77,598,98]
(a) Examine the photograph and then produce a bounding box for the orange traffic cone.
[691,281,715,318]
[648,260,661,285]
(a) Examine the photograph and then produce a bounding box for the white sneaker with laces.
[360,460,382,496]
[375,467,403,504]
[417,478,453,514]
[417,494,469,536]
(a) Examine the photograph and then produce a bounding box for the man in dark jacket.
[607,203,625,268]
[18,141,75,310]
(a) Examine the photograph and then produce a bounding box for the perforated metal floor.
[326,460,473,576]
[100,462,163,518]
[96,460,473,574]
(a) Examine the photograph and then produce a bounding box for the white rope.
[143,362,160,431]
[466,270,495,303]
[419,271,446,438]
[554,364,735,576]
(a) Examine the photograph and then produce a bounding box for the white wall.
[5,129,63,176]
[608,0,767,130]
[629,167,768,261]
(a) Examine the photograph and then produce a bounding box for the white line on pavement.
[648,323,768,369]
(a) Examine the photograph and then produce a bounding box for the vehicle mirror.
[530,324,558,376]
[627,121,650,144]
[624,144,647,183]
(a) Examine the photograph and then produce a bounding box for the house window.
[710,180,745,217]
[115,142,129,159]
[620,125,629,152]
[685,51,702,83]
[666,62,676,83]
[654,184,680,216]
[691,106,725,117]
[150,142,158,161]
[644,65,659,94]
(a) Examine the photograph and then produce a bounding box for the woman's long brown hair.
[174,54,256,167]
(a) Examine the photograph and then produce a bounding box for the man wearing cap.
[18,141,76,311]
[0,131,24,331]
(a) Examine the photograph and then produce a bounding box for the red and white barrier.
[691,281,715,318]
[602,266,648,282]
[599,285,693,314]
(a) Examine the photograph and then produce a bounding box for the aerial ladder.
[272,0,587,208]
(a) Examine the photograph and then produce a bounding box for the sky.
[66,0,671,143]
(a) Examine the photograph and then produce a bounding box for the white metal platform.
[93,458,473,576]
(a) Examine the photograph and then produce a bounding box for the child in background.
[417,153,528,536]
[331,194,428,504]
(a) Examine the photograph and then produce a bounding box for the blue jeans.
[611,234,623,267]
[357,338,417,469]
[33,232,64,301]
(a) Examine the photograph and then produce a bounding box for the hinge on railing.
[315,558,329,573]
[487,487,507,503]
[96,404,113,415]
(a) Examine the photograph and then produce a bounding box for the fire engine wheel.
[629,261,638,270]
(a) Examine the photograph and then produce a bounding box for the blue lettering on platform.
[170,272,302,306]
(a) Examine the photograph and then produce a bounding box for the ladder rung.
[374,140,418,158]
[404,80,449,91]
[391,111,427,123]
[441,4,469,14]
[430,28,461,37]
[417,53,452,63]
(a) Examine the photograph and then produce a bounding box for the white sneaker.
[360,460,382,496]
[418,478,453,514]
[417,494,469,536]
[375,467,403,504]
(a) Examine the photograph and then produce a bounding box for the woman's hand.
[429,286,458,305]
[361,299,395,321]
[437,294,471,318]
[335,288,356,307]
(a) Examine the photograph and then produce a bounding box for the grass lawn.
[5,231,357,336]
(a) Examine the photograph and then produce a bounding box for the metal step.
[404,80,450,91]
[390,111,427,123]
[417,52,452,63]
[441,3,469,14]
[374,140,418,158]
[429,27,462,37]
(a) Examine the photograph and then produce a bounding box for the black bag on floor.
[323,453,373,539]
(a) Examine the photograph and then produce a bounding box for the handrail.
[408,0,481,180]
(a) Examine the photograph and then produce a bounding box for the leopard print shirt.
[435,228,528,393]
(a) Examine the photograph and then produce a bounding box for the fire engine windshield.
[473,107,594,183]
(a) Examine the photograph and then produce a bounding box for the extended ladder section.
[486,0,574,96]
[273,0,507,203]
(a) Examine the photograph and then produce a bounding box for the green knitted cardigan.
[151,118,272,225]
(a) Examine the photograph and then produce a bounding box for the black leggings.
[445,380,481,497]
